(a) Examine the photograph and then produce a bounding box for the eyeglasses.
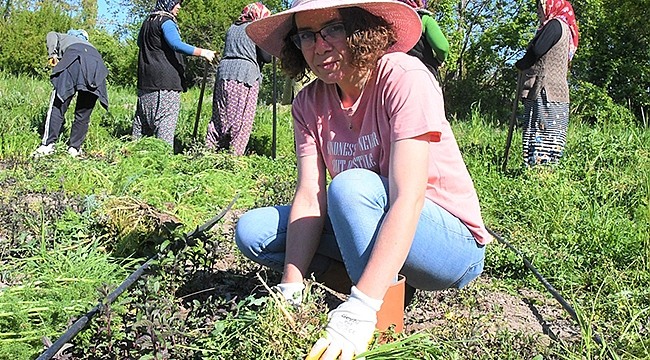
[290,22,347,50]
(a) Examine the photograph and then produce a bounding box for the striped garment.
[522,89,569,166]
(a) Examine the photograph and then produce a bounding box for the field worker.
[515,0,579,166]
[206,2,272,155]
[133,0,216,150]
[33,29,108,158]
[398,0,449,80]
[234,0,492,358]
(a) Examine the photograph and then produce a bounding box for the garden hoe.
[192,57,218,143]
[272,56,278,159]
[501,71,524,172]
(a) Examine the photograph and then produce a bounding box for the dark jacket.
[137,14,186,92]
[407,10,443,79]
[50,42,109,109]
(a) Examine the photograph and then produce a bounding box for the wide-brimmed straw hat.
[246,0,422,58]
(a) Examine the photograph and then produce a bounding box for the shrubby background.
[0,0,648,126]
[1,1,649,358]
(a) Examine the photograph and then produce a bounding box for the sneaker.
[33,144,54,157]
[67,147,82,157]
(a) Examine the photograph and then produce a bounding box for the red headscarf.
[541,0,579,60]
[239,2,271,23]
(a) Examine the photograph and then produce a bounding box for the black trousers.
[43,90,98,150]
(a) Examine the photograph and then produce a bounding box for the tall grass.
[1,72,649,358]
[454,108,650,357]
[0,232,135,359]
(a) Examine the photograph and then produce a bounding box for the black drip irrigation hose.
[36,256,158,360]
[486,226,604,346]
[36,194,239,360]
[186,193,239,242]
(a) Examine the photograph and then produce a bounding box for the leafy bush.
[0,3,74,78]
[571,80,637,126]
[90,30,139,88]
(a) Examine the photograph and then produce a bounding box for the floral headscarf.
[238,2,271,23]
[540,0,579,60]
[150,0,180,21]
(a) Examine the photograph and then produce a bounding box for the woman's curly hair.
[280,6,397,81]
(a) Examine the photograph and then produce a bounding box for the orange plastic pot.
[376,274,406,333]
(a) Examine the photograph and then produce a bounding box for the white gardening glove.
[274,282,305,307]
[199,48,216,63]
[306,286,382,360]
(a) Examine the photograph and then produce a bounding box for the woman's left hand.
[199,48,216,62]
[306,286,381,360]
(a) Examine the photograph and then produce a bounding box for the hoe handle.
[502,71,524,172]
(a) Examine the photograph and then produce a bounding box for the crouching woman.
[235,0,491,358]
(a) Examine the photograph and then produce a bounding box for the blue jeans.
[235,168,485,290]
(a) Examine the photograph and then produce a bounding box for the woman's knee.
[234,208,269,260]
[234,206,287,261]
[327,168,385,209]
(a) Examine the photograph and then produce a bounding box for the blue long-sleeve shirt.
[161,19,195,56]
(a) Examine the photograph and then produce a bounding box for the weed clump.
[98,196,182,257]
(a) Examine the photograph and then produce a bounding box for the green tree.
[433,0,647,125]
[433,0,533,121]
[91,30,139,87]
[0,2,74,77]
[177,0,286,87]
[571,0,650,123]
[81,0,98,27]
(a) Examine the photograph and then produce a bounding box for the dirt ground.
[1,190,582,357]
[208,210,582,351]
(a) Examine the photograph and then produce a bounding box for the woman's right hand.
[306,286,381,360]
[275,282,305,307]
[200,49,216,62]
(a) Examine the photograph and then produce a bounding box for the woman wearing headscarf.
[133,0,216,149]
[515,0,579,166]
[33,29,108,158]
[398,0,449,80]
[205,2,272,155]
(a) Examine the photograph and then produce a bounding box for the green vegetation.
[2,0,648,123]
[2,0,648,357]
[0,72,648,359]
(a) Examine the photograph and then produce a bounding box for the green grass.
[0,71,649,359]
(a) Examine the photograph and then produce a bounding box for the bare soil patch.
[203,212,582,351]
[2,191,582,357]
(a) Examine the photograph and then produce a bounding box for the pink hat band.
[245,0,422,58]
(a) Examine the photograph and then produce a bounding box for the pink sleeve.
[384,64,445,143]
[292,91,318,158]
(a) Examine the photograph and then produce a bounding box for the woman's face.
[294,9,354,85]
[171,2,181,16]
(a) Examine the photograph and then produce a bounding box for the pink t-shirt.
[292,52,490,245]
